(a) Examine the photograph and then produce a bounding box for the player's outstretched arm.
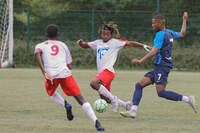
[77,39,90,48]
[132,47,158,64]
[180,12,188,38]
[126,41,152,52]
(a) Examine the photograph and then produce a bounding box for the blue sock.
[132,83,143,105]
[158,90,183,101]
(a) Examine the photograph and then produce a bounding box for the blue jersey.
[153,29,180,68]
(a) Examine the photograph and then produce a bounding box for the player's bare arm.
[35,49,52,80]
[77,39,90,48]
[132,47,158,64]
[180,12,188,38]
[126,41,152,51]
[67,64,71,70]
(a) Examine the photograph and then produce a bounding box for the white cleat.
[120,109,137,118]
[111,96,119,112]
[188,96,198,113]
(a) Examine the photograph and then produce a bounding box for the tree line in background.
[14,0,199,12]
[13,0,200,70]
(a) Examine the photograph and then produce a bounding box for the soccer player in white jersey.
[35,24,104,131]
[77,22,151,112]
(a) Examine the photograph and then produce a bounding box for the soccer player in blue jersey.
[120,12,198,118]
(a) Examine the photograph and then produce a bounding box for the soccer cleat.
[64,101,74,121]
[95,120,105,131]
[111,96,119,112]
[120,109,137,118]
[125,101,132,111]
[188,96,198,113]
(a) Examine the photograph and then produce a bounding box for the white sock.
[50,91,65,106]
[118,99,126,108]
[182,96,190,103]
[131,105,138,111]
[82,102,97,124]
[98,85,115,101]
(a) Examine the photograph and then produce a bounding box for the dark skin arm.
[180,12,188,38]
[132,47,158,64]
[67,64,71,70]
[126,41,152,51]
[76,39,90,48]
[35,49,52,81]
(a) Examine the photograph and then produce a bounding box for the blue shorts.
[144,65,171,85]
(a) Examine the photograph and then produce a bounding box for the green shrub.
[13,39,200,71]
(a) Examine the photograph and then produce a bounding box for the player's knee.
[90,80,98,90]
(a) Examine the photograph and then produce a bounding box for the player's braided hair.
[98,21,120,39]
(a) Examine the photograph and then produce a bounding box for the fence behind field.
[13,8,200,70]
[14,9,200,48]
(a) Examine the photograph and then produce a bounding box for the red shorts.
[45,75,81,96]
[95,69,115,91]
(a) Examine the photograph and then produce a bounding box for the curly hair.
[46,24,58,38]
[98,21,120,39]
[153,14,166,24]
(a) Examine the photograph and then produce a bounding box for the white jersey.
[35,40,72,79]
[88,38,128,73]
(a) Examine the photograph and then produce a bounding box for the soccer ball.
[93,99,108,113]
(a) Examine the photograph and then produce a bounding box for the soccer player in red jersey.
[35,24,104,131]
